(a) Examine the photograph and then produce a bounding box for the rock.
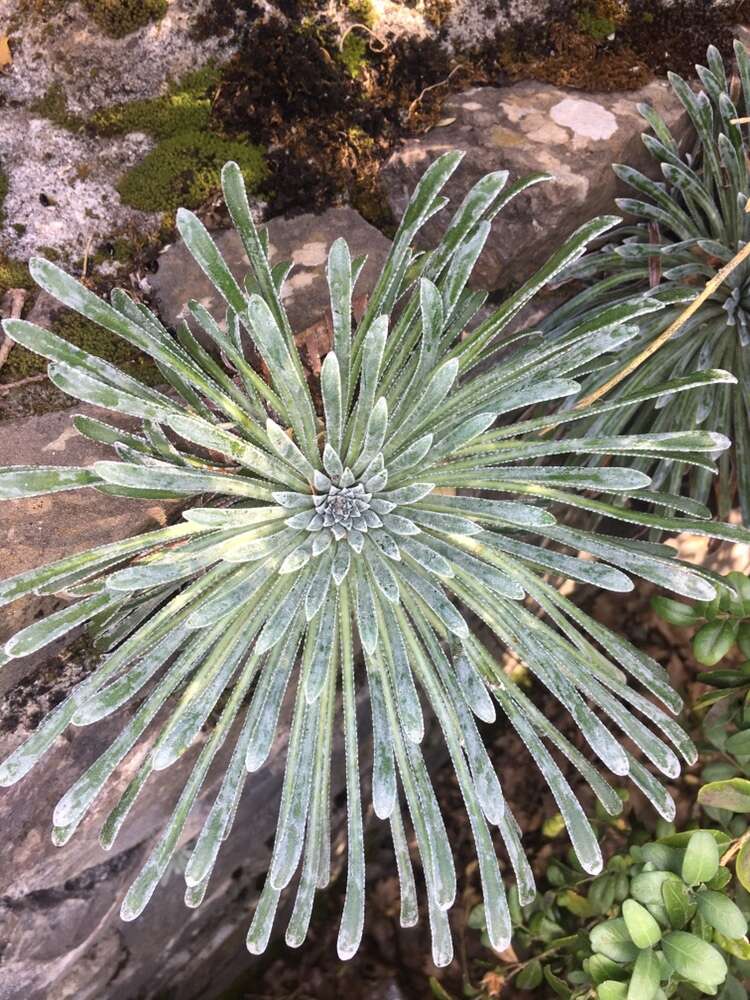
[381,79,687,290]
[0,404,175,693]
[0,111,158,263]
[444,0,552,49]
[149,206,392,336]
[0,0,235,116]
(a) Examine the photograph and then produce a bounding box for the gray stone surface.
[381,79,687,290]
[149,206,393,337]
[0,0,234,116]
[0,110,158,263]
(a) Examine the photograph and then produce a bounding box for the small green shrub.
[653,571,750,672]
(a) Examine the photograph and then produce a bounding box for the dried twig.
[81,233,95,279]
[407,64,464,119]
[339,23,387,53]
[0,288,28,374]
[0,372,47,394]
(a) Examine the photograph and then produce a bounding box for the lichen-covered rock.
[150,206,392,336]
[443,0,552,48]
[381,79,687,290]
[0,0,235,116]
[0,111,157,262]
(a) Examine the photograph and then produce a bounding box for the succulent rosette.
[0,156,747,964]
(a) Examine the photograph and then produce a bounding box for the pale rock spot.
[42,426,80,453]
[293,241,328,267]
[549,98,619,140]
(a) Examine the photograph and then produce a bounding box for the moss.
[1,308,161,385]
[346,0,375,27]
[577,12,616,40]
[80,0,167,37]
[88,65,221,139]
[0,254,33,301]
[30,85,82,130]
[84,64,266,215]
[117,130,267,212]
[339,32,369,78]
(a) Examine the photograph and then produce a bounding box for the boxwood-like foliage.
[541,43,750,524]
[0,157,747,964]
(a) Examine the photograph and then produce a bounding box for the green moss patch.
[89,65,221,138]
[339,32,369,78]
[85,65,267,214]
[0,255,33,302]
[116,129,267,212]
[81,0,167,38]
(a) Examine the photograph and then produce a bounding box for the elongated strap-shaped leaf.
[321,352,344,455]
[304,588,338,703]
[5,590,121,659]
[73,625,193,725]
[268,676,319,891]
[497,687,603,875]
[166,413,306,490]
[327,239,353,401]
[2,318,175,409]
[389,804,419,927]
[151,605,259,772]
[337,584,365,959]
[408,616,511,949]
[94,461,274,501]
[121,648,260,921]
[0,465,101,500]
[55,627,215,833]
[367,661,397,819]
[378,599,424,743]
[245,620,304,772]
[221,161,292,342]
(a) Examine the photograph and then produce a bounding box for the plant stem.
[721,824,750,866]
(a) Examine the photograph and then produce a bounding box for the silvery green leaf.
[327,239,353,398]
[304,589,337,703]
[387,435,433,476]
[354,564,377,654]
[332,543,351,586]
[265,419,316,481]
[337,584,365,959]
[323,444,343,480]
[5,591,120,659]
[321,355,344,457]
[0,466,101,500]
